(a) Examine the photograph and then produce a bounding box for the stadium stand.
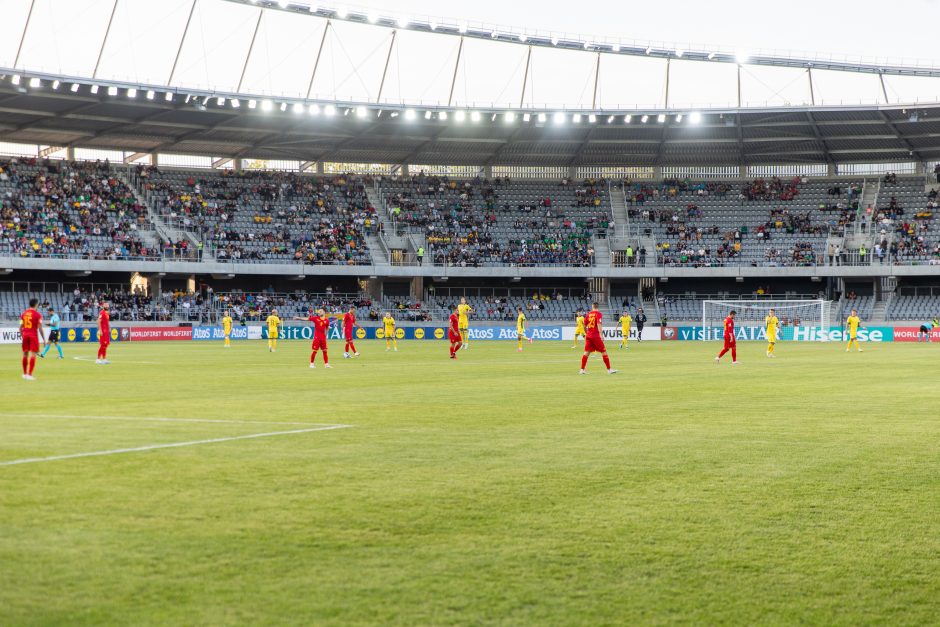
[872,176,940,264]
[885,294,940,320]
[380,174,612,267]
[134,166,376,265]
[624,176,864,267]
[0,158,157,260]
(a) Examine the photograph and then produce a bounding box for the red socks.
[310,350,317,363]
[310,350,328,364]
[602,355,611,370]
[322,351,328,365]
[28,356,35,375]
[732,347,737,361]
[97,346,108,359]
[580,354,588,369]
[22,355,28,374]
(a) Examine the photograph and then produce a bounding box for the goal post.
[702,299,831,341]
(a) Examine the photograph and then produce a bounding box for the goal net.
[702,299,831,341]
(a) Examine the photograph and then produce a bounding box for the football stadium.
[3,0,940,623]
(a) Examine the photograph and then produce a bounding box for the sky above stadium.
[2,0,940,109]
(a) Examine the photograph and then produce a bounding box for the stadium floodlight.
[216,96,225,106]
[280,102,288,112]
[336,7,347,18]
[107,86,117,96]
[90,84,99,94]
[657,113,666,123]
[397,16,408,28]
[146,90,155,100]
[126,87,137,98]
[231,98,240,108]
[247,99,257,109]
[429,21,438,30]
[367,12,378,23]
[424,110,432,119]
[10,74,20,85]
[551,36,559,46]
[438,111,447,120]
[553,111,565,124]
[645,46,653,55]
[491,31,498,39]
[29,77,41,88]
[583,42,591,50]
[52,80,60,90]
[356,106,368,118]
[405,109,416,120]
[588,114,597,123]
[470,110,481,122]
[277,0,287,6]
[458,23,467,33]
[70,83,80,92]
[504,111,515,123]
[261,99,273,112]
[708,52,716,60]
[537,112,546,123]
[736,49,750,64]
[519,34,527,42]
[389,111,399,118]
[324,104,336,116]
[641,114,649,123]
[293,102,304,114]
[573,113,582,123]
[308,103,319,115]
[676,113,683,123]
[455,110,466,122]
[343,107,350,115]
[522,112,531,122]
[164,91,173,101]
[612,44,620,52]
[607,115,615,123]
[689,111,702,124]
[675,48,684,58]
[625,114,632,123]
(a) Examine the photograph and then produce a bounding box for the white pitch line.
[72,356,162,365]
[0,413,320,426]
[0,424,352,467]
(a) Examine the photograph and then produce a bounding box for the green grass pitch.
[2,338,939,625]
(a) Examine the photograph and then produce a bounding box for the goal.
[702,299,831,341]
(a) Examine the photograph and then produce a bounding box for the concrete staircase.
[120,171,202,256]
[609,184,629,231]
[870,300,888,324]
[592,236,611,268]
[368,181,414,257]
[364,232,390,267]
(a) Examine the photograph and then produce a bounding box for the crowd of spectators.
[1,158,156,260]
[386,173,608,267]
[138,165,374,265]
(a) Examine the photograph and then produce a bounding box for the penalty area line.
[72,356,162,365]
[0,413,322,426]
[0,424,353,467]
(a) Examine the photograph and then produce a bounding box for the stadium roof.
[1,75,939,166]
[2,0,940,167]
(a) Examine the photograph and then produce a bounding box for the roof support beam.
[92,0,120,79]
[237,8,264,92]
[376,30,397,103]
[168,0,197,85]
[592,52,601,109]
[123,151,150,163]
[807,68,815,105]
[13,0,36,69]
[518,45,532,108]
[305,20,331,99]
[447,36,464,107]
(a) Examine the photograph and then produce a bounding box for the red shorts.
[448,331,461,343]
[99,337,110,346]
[311,337,327,351]
[344,330,354,341]
[584,335,606,353]
[22,336,39,353]
[723,336,736,349]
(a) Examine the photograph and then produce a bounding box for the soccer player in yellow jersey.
[765,308,779,357]
[222,310,233,348]
[572,309,586,348]
[266,309,281,352]
[845,309,862,352]
[618,311,632,349]
[516,307,533,351]
[457,297,472,350]
[383,311,398,352]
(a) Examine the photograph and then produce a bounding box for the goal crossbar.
[702,299,830,341]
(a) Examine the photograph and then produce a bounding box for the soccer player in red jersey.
[19,298,45,380]
[580,302,617,375]
[342,305,360,358]
[295,308,333,369]
[96,302,111,364]
[715,309,738,364]
[448,306,463,359]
